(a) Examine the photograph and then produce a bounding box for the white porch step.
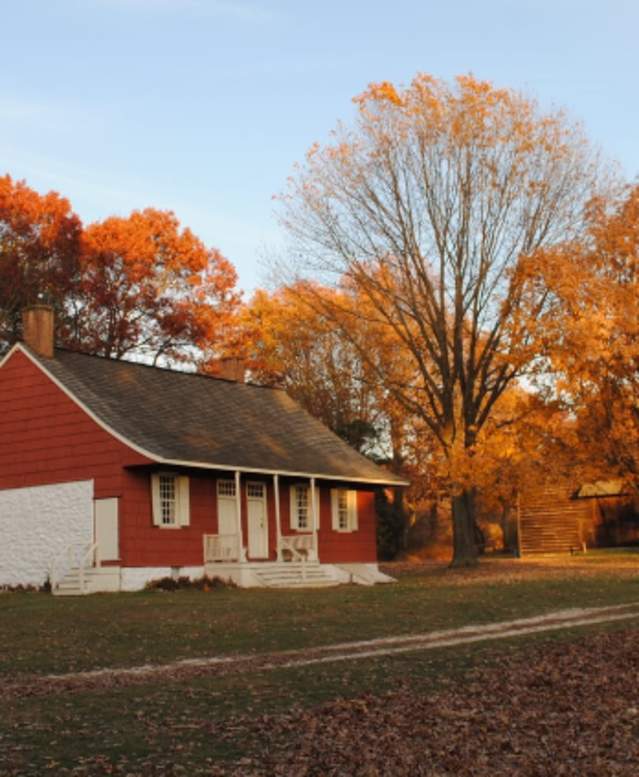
[53,568,82,596]
[53,566,121,596]
[251,562,338,589]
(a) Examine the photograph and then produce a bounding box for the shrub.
[144,574,234,592]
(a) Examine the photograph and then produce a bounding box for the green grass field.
[2,556,639,775]
[2,556,639,678]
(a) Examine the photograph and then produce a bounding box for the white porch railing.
[49,541,99,593]
[203,533,317,564]
[204,533,241,562]
[279,534,315,562]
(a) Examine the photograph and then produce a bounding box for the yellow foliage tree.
[520,185,639,489]
[278,73,607,565]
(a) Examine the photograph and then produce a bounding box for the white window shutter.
[151,474,161,526]
[331,489,339,531]
[177,476,190,526]
[348,490,358,531]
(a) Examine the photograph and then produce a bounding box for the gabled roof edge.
[0,342,22,371]
[2,345,408,487]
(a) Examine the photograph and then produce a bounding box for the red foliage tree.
[66,208,240,365]
[0,175,82,350]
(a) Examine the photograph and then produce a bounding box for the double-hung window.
[290,484,319,531]
[151,473,190,528]
[331,488,358,532]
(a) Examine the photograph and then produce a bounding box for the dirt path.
[4,601,639,699]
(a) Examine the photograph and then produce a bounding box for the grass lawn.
[2,555,639,678]
[1,555,639,775]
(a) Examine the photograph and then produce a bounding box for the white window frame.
[331,488,358,533]
[290,483,319,532]
[246,481,265,500]
[217,478,236,498]
[152,472,190,529]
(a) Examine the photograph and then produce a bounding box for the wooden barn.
[518,481,639,555]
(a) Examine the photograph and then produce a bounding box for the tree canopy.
[520,184,639,488]
[0,177,240,367]
[0,174,82,349]
[277,74,608,564]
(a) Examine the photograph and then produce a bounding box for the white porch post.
[235,470,247,561]
[310,476,318,562]
[274,474,282,561]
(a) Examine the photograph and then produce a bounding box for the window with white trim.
[159,475,177,526]
[217,479,236,498]
[152,473,190,528]
[290,484,319,531]
[293,484,309,529]
[331,488,358,532]
[247,482,265,499]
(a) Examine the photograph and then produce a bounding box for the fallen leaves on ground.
[215,627,639,776]
[3,627,639,775]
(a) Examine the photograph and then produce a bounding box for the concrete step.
[257,578,336,589]
[255,572,334,582]
[252,563,338,588]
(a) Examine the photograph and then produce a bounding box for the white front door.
[217,479,238,535]
[217,497,237,535]
[94,498,119,562]
[247,482,269,559]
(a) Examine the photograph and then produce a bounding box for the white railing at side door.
[49,541,99,592]
[203,533,241,562]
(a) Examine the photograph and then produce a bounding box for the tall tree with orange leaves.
[236,284,384,453]
[520,185,639,488]
[0,175,82,352]
[0,175,240,366]
[66,208,240,365]
[279,74,608,565]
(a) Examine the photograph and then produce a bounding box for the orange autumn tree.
[236,282,395,455]
[0,176,241,368]
[279,74,607,566]
[66,208,240,366]
[0,175,82,352]
[520,185,639,488]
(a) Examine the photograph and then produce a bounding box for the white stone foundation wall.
[0,480,93,587]
[120,566,205,591]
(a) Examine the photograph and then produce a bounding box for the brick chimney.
[213,357,246,383]
[22,305,55,358]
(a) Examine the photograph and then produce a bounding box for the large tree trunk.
[451,489,479,567]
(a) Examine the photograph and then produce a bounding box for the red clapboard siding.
[121,468,221,567]
[0,350,151,502]
[0,350,152,566]
[0,348,379,568]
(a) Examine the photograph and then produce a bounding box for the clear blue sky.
[2,0,637,292]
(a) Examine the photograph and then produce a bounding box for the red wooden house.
[0,306,406,594]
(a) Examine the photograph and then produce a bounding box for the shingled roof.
[27,347,405,485]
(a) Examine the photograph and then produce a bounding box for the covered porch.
[201,470,391,587]
[203,472,321,565]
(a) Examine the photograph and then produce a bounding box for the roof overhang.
[2,343,409,488]
[128,457,409,486]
